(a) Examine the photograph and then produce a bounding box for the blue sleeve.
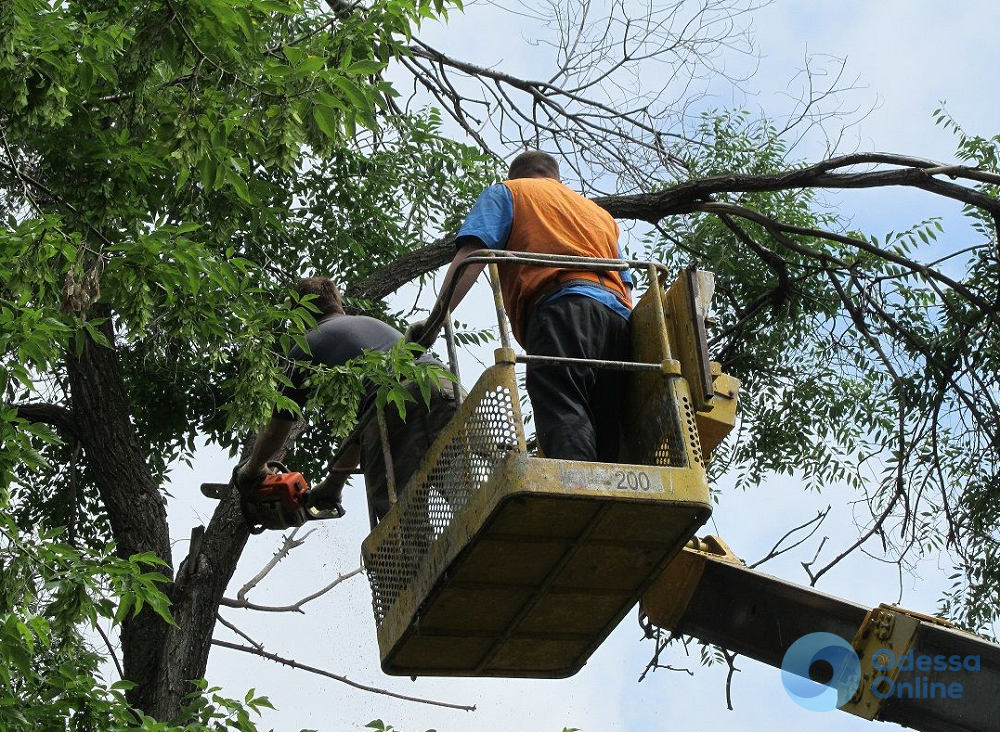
[618,243,633,289]
[456,184,513,250]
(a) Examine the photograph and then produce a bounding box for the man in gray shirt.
[237,277,458,524]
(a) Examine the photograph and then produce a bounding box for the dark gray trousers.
[525,295,631,462]
[360,376,459,523]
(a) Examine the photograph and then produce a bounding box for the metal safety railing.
[414,249,677,373]
[326,251,715,529]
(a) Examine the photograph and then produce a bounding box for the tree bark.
[65,314,175,716]
[14,403,79,436]
[163,496,249,716]
[349,234,455,304]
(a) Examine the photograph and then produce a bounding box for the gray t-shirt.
[277,314,437,418]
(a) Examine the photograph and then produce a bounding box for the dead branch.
[637,627,695,683]
[388,0,777,190]
[221,566,363,613]
[805,486,903,586]
[748,507,830,569]
[235,526,313,603]
[211,639,477,712]
[721,648,740,711]
[215,614,264,652]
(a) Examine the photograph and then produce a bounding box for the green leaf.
[332,75,370,111]
[229,170,252,203]
[113,593,133,626]
[298,56,325,73]
[199,156,219,191]
[347,60,385,75]
[312,105,340,139]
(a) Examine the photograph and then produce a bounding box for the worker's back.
[499,177,630,342]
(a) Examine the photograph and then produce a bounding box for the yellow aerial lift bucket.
[360,256,738,677]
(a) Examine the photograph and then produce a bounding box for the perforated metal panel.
[361,361,712,677]
[365,366,526,626]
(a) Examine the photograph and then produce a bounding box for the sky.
[164,2,1000,731]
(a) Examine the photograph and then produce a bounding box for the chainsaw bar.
[200,482,232,500]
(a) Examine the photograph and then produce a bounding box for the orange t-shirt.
[488,178,631,343]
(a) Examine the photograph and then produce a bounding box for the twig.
[215,614,264,651]
[212,639,477,711]
[221,566,363,613]
[721,648,741,711]
[801,535,829,585]
[236,526,313,603]
[96,624,124,679]
[637,622,694,682]
[749,507,830,569]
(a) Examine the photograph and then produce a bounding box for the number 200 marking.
[615,470,652,491]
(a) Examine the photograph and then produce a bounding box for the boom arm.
[642,537,1000,732]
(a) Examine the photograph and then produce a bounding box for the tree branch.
[13,402,79,437]
[236,526,313,604]
[347,234,455,303]
[221,566,363,613]
[593,154,1000,222]
[748,507,830,569]
[352,153,1000,316]
[211,639,477,712]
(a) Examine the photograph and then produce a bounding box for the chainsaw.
[200,461,345,534]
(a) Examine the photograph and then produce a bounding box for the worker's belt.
[530,274,625,315]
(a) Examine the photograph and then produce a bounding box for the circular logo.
[781,632,861,711]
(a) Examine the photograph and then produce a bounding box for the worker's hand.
[404,318,430,344]
[309,474,346,512]
[234,462,267,490]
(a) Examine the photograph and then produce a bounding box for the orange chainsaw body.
[244,468,310,532]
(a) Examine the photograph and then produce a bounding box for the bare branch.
[221,566,363,613]
[211,639,477,712]
[96,623,124,680]
[637,627,695,683]
[721,648,740,711]
[236,526,313,603]
[748,507,830,569]
[215,614,264,651]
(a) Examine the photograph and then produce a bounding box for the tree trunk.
[66,316,176,715]
[163,496,249,715]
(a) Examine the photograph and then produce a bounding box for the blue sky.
[164,2,999,730]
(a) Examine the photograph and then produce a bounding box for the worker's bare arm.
[407,242,486,344]
[311,440,362,508]
[440,242,487,312]
[240,417,295,481]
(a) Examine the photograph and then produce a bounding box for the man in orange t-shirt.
[436,151,633,462]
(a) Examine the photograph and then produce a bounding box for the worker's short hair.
[507,150,560,181]
[296,276,344,316]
